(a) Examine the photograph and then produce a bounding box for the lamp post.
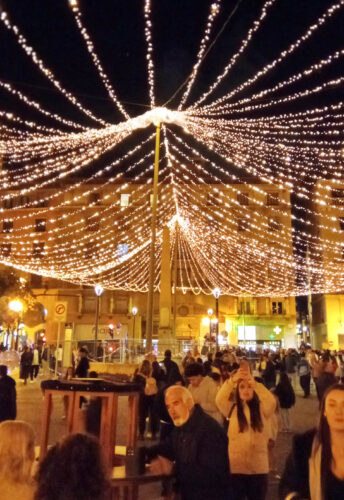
[207,308,213,342]
[146,121,161,353]
[94,285,104,358]
[212,288,221,351]
[9,299,23,351]
[131,307,138,362]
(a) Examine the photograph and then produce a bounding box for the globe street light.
[132,306,138,334]
[212,288,221,351]
[9,299,23,351]
[94,285,104,358]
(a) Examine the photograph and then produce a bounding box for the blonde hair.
[0,421,35,483]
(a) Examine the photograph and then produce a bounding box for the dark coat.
[0,375,17,422]
[262,360,277,387]
[285,354,297,374]
[75,357,90,378]
[147,404,231,500]
[20,350,33,367]
[274,381,295,409]
[279,428,316,500]
[163,358,180,385]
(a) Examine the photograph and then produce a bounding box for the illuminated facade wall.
[311,181,344,349]
[0,180,297,348]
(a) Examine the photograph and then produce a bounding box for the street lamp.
[9,299,23,351]
[94,285,104,358]
[212,288,221,351]
[131,307,138,362]
[132,306,138,336]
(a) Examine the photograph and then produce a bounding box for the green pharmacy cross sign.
[270,326,282,339]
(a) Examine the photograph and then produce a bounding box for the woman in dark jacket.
[279,383,344,500]
[274,372,295,432]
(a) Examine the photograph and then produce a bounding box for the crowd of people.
[131,346,344,499]
[0,345,343,499]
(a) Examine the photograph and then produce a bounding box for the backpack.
[144,377,158,396]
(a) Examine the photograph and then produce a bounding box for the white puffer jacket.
[216,378,276,474]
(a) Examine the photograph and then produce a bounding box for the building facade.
[0,180,298,353]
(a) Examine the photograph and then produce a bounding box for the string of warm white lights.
[0,10,109,126]
[68,0,130,120]
[192,0,344,112]
[144,0,156,108]
[1,1,344,295]
[178,1,221,110]
[190,0,277,109]
[0,80,88,130]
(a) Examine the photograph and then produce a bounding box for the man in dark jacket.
[0,364,16,422]
[75,347,90,378]
[162,350,180,386]
[147,385,231,500]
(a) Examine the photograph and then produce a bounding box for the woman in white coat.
[216,363,276,500]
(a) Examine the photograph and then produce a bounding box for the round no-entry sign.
[54,301,68,322]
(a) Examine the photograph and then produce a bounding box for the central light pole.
[146,121,161,353]
[212,288,221,351]
[207,308,213,342]
[94,285,104,358]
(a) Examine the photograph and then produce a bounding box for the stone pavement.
[16,376,319,500]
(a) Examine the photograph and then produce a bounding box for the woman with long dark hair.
[35,433,109,500]
[216,364,276,500]
[279,383,344,499]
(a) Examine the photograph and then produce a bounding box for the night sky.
[0,0,343,126]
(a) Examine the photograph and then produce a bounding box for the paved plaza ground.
[16,376,319,499]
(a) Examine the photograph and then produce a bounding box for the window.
[89,192,101,205]
[35,219,46,232]
[331,189,344,199]
[339,218,344,231]
[2,198,12,209]
[2,219,13,233]
[114,297,128,313]
[238,326,256,341]
[239,301,252,315]
[34,199,49,208]
[83,295,96,313]
[272,301,283,314]
[268,218,281,232]
[86,217,99,231]
[237,218,249,232]
[0,243,11,257]
[13,196,29,207]
[117,244,129,258]
[237,192,249,206]
[207,193,220,206]
[266,192,280,206]
[120,194,130,207]
[30,274,42,288]
[32,242,44,258]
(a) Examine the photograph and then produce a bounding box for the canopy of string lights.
[0,0,343,296]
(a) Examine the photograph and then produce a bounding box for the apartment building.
[0,179,297,350]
